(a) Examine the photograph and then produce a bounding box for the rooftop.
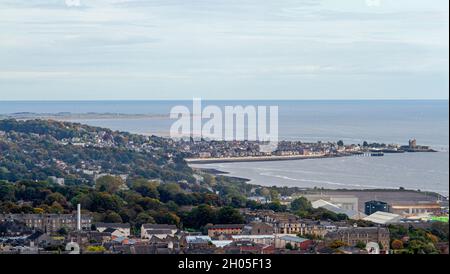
[363,211,401,224]
[95,223,130,229]
[142,224,177,230]
[207,224,245,229]
[279,235,309,243]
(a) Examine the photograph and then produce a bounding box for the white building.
[363,211,402,225]
[231,235,275,246]
[141,224,178,239]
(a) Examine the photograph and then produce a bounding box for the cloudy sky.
[0,0,448,100]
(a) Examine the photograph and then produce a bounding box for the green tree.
[216,206,244,224]
[290,197,312,211]
[58,227,69,236]
[45,192,67,207]
[95,176,124,194]
[49,202,64,214]
[0,181,15,201]
[355,241,366,249]
[184,205,217,229]
[86,246,106,253]
[154,212,180,226]
[131,179,159,199]
[103,211,123,223]
[203,174,216,186]
[135,212,155,227]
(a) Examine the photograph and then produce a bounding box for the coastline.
[191,167,449,206]
[189,152,449,197]
[0,113,170,120]
[184,150,438,164]
[185,154,334,164]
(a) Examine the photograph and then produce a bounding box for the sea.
[0,100,448,195]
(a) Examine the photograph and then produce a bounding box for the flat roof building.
[365,200,390,215]
[363,211,402,225]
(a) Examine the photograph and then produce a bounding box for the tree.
[269,189,280,202]
[259,188,271,199]
[329,240,347,249]
[44,192,67,207]
[391,239,404,250]
[184,205,217,229]
[80,192,122,213]
[132,179,159,199]
[355,241,366,249]
[135,212,155,227]
[95,176,124,194]
[33,207,45,214]
[290,197,312,212]
[103,211,123,223]
[86,246,106,253]
[165,201,179,212]
[203,174,216,186]
[426,233,439,244]
[154,212,180,226]
[267,201,287,212]
[216,206,244,224]
[137,197,162,211]
[158,183,182,202]
[0,181,15,201]
[337,140,344,147]
[58,227,69,236]
[49,202,64,214]
[285,243,293,250]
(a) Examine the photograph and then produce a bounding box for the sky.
[0,0,448,100]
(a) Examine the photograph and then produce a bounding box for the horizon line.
[0,98,448,102]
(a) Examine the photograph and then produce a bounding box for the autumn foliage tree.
[391,239,404,250]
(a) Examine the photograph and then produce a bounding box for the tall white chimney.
[77,204,81,231]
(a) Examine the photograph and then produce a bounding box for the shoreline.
[191,167,449,200]
[186,154,337,164]
[185,150,440,164]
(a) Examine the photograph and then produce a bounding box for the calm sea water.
[0,100,448,147]
[0,100,448,194]
[190,152,449,195]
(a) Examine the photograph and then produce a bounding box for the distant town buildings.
[95,223,131,238]
[141,224,179,240]
[0,213,92,234]
[325,227,391,253]
[207,224,245,238]
[390,203,441,217]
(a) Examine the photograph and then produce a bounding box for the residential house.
[0,213,92,234]
[274,235,313,250]
[242,222,274,235]
[207,224,245,238]
[141,224,178,239]
[95,223,131,237]
[223,240,274,254]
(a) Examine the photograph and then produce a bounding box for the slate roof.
[142,224,177,230]
[96,223,130,229]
